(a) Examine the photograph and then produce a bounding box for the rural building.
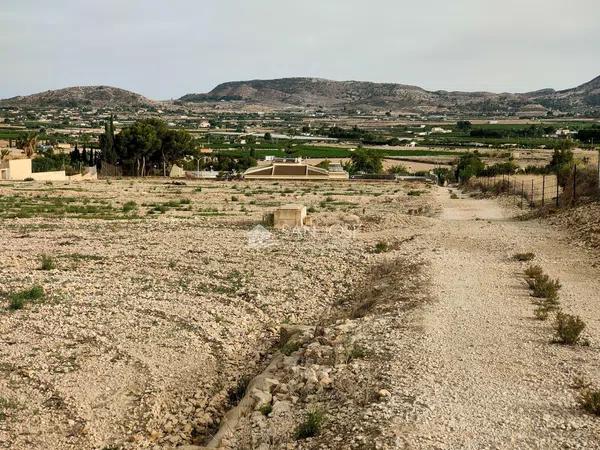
[274,204,307,229]
[1,159,32,180]
[0,158,86,182]
[244,163,349,181]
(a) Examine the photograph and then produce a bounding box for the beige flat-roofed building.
[244,163,348,180]
[1,159,32,180]
[1,158,67,181]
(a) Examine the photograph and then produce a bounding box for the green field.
[212,145,463,159]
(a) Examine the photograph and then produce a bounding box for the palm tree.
[16,132,38,158]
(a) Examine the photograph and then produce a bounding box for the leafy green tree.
[456,121,472,132]
[456,152,484,181]
[114,119,195,176]
[349,148,383,174]
[115,121,160,176]
[548,148,574,186]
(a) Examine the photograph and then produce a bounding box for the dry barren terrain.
[1,178,599,449]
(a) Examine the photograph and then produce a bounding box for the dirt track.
[382,188,600,448]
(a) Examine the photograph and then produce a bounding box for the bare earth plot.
[1,180,599,449]
[0,179,434,449]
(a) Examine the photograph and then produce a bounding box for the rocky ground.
[204,189,600,449]
[1,178,599,449]
[0,178,434,449]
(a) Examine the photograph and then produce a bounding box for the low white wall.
[31,171,67,181]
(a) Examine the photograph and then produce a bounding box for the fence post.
[556,174,560,207]
[572,165,577,203]
[542,175,545,207]
[531,179,534,208]
[597,148,600,193]
[520,180,524,209]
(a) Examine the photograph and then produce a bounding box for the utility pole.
[597,146,600,192]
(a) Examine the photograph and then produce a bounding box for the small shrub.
[529,275,561,299]
[343,344,367,363]
[407,190,423,196]
[231,195,239,202]
[373,241,389,254]
[258,403,273,416]
[296,409,325,440]
[8,285,45,310]
[554,312,586,345]
[122,201,137,212]
[579,390,600,416]
[450,193,459,199]
[533,295,560,320]
[307,206,316,213]
[40,254,55,270]
[514,252,535,262]
[534,306,549,321]
[524,265,544,279]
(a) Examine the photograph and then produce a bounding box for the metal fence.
[471,165,600,210]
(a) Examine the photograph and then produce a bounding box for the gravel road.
[383,188,600,449]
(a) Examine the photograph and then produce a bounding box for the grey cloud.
[1,0,599,99]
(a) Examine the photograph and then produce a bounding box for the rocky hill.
[0,86,154,109]
[180,75,600,114]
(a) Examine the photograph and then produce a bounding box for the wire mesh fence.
[469,165,600,210]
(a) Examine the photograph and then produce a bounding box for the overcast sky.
[1,0,599,100]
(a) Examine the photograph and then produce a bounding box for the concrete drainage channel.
[175,325,313,450]
[172,257,425,449]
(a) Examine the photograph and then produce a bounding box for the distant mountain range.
[0,86,153,109]
[180,76,600,114]
[2,75,600,115]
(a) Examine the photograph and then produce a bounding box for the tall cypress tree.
[70,143,81,164]
[101,114,117,164]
